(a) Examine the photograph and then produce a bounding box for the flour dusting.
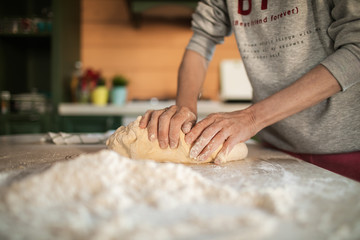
[0,149,359,240]
[0,150,279,240]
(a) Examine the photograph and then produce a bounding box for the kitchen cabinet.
[0,112,52,135]
[60,116,122,133]
[0,0,80,134]
[126,0,198,27]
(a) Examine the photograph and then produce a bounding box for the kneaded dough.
[106,116,248,164]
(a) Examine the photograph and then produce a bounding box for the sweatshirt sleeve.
[186,0,232,61]
[320,0,360,91]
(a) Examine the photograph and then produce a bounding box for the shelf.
[0,33,51,38]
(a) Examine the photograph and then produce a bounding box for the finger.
[146,110,164,142]
[181,121,193,134]
[158,106,177,149]
[181,111,197,134]
[197,129,228,162]
[214,137,237,165]
[185,116,215,146]
[169,109,196,149]
[168,115,184,149]
[189,123,221,160]
[139,110,154,128]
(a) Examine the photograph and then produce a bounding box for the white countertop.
[0,134,359,239]
[58,101,251,118]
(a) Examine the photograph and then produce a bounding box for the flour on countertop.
[0,150,279,240]
[0,150,358,240]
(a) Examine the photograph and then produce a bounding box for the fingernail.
[197,154,206,162]
[190,142,201,159]
[214,152,226,164]
[170,140,177,149]
[149,134,156,142]
[159,141,167,149]
[182,123,191,133]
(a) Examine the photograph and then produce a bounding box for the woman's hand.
[139,105,197,149]
[186,108,257,163]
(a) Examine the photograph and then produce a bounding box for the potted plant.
[111,75,128,105]
[91,78,109,106]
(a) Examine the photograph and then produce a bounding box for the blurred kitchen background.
[0,0,250,135]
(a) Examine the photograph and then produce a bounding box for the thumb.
[181,120,195,134]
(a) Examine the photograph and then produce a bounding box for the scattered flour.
[0,150,279,240]
[0,150,358,240]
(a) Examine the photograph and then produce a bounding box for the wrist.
[240,106,262,136]
[246,99,283,134]
[176,97,198,115]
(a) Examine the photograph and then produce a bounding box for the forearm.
[249,64,342,132]
[185,64,343,162]
[176,50,209,115]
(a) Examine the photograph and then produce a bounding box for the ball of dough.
[106,116,248,164]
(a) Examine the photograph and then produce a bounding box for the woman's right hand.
[139,105,197,149]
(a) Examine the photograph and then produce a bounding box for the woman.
[140,0,360,181]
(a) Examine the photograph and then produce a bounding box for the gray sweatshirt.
[186,0,360,154]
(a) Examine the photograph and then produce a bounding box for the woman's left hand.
[185,108,257,163]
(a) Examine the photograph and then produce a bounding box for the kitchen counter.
[0,134,359,239]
